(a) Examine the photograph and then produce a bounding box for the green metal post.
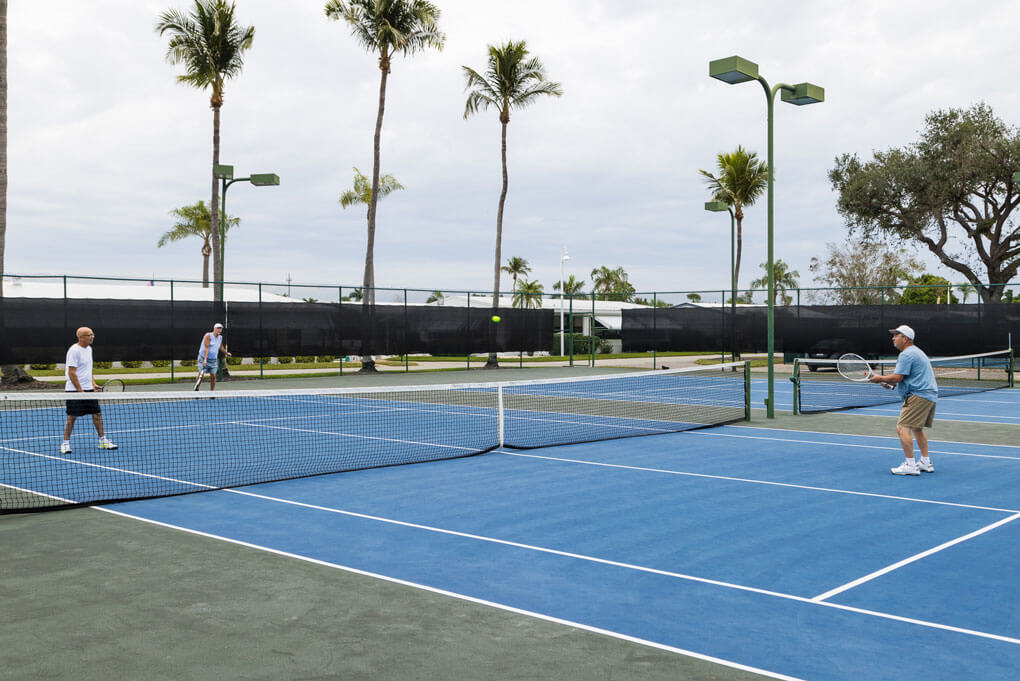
[744,360,751,421]
[259,283,264,379]
[404,289,409,372]
[729,209,736,363]
[652,292,657,369]
[590,296,595,367]
[568,294,574,367]
[170,280,175,384]
[761,77,777,419]
[467,292,471,370]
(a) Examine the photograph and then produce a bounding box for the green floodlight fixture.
[709,56,759,84]
[705,200,737,361]
[704,200,729,212]
[250,173,280,187]
[781,82,825,106]
[214,164,234,180]
[1013,171,1020,182]
[708,55,825,419]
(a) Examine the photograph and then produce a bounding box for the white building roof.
[2,277,299,303]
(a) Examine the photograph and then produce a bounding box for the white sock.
[62,440,69,446]
[920,456,930,464]
[906,459,917,467]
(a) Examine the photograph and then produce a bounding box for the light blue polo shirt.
[893,345,938,403]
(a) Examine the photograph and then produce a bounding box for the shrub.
[226,356,243,365]
[598,339,614,354]
[277,356,293,364]
[29,363,56,370]
[151,359,171,367]
[121,360,143,368]
[95,361,113,369]
[318,355,336,363]
[255,357,271,364]
[295,356,315,364]
[180,359,197,367]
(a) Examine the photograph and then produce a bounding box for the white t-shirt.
[65,344,95,392]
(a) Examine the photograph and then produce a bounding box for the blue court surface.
[96,409,1019,680]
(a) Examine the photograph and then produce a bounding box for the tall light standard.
[560,247,570,356]
[705,200,736,362]
[213,164,280,301]
[709,56,824,418]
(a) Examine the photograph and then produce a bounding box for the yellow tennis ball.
[491,315,501,323]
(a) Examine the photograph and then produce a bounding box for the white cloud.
[6,0,1020,294]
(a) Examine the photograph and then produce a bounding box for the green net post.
[790,359,800,415]
[744,360,752,421]
[169,280,175,384]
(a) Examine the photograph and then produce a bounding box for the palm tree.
[463,40,562,367]
[501,256,531,292]
[700,146,768,292]
[590,266,634,301]
[956,283,977,303]
[750,259,800,306]
[513,278,544,309]
[339,166,404,211]
[157,201,239,287]
[156,0,255,302]
[343,287,363,302]
[552,274,585,298]
[326,0,444,371]
[425,290,444,304]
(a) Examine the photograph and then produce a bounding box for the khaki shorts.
[898,394,936,429]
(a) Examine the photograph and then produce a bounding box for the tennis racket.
[837,353,895,389]
[193,371,206,391]
[100,379,125,392]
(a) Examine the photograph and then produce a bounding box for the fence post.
[467,292,471,370]
[170,280,175,384]
[404,288,409,373]
[259,283,264,379]
[652,292,657,370]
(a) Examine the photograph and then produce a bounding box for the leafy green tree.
[809,239,921,304]
[343,287,363,302]
[326,0,444,371]
[512,278,544,309]
[699,146,768,291]
[750,259,800,306]
[425,290,444,304]
[157,200,239,287]
[339,167,404,211]
[553,274,585,298]
[901,274,959,304]
[463,40,562,367]
[686,293,702,303]
[500,256,531,292]
[157,0,255,301]
[829,103,1020,302]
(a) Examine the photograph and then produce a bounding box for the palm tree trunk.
[210,102,222,302]
[359,57,390,373]
[486,119,510,368]
[201,247,210,288]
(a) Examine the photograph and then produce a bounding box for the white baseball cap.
[888,324,914,340]
[214,323,224,329]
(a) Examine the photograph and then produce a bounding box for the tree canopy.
[829,103,1020,302]
[808,239,921,304]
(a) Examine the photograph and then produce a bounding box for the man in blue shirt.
[868,324,938,475]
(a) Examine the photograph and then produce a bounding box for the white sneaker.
[891,460,920,476]
[98,438,118,450]
[917,460,935,473]
[60,442,72,454]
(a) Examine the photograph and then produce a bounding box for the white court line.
[813,513,1020,602]
[499,451,1019,514]
[94,505,807,681]
[691,430,1020,462]
[727,425,1020,450]
[96,488,1020,647]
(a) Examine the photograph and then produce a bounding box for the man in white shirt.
[61,326,117,454]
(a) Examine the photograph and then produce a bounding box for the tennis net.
[793,349,1014,414]
[1,362,749,513]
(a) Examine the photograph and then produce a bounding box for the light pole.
[709,56,824,418]
[560,247,570,356]
[213,164,280,301]
[705,200,736,362]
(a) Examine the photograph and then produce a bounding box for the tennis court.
[2,365,1019,681]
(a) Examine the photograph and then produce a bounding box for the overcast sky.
[6,0,1020,301]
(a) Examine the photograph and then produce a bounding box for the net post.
[744,360,751,421]
[791,359,800,415]
[497,385,505,447]
[1010,347,1015,389]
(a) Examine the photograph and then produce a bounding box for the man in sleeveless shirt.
[196,323,231,391]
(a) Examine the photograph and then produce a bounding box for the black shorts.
[65,391,100,417]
